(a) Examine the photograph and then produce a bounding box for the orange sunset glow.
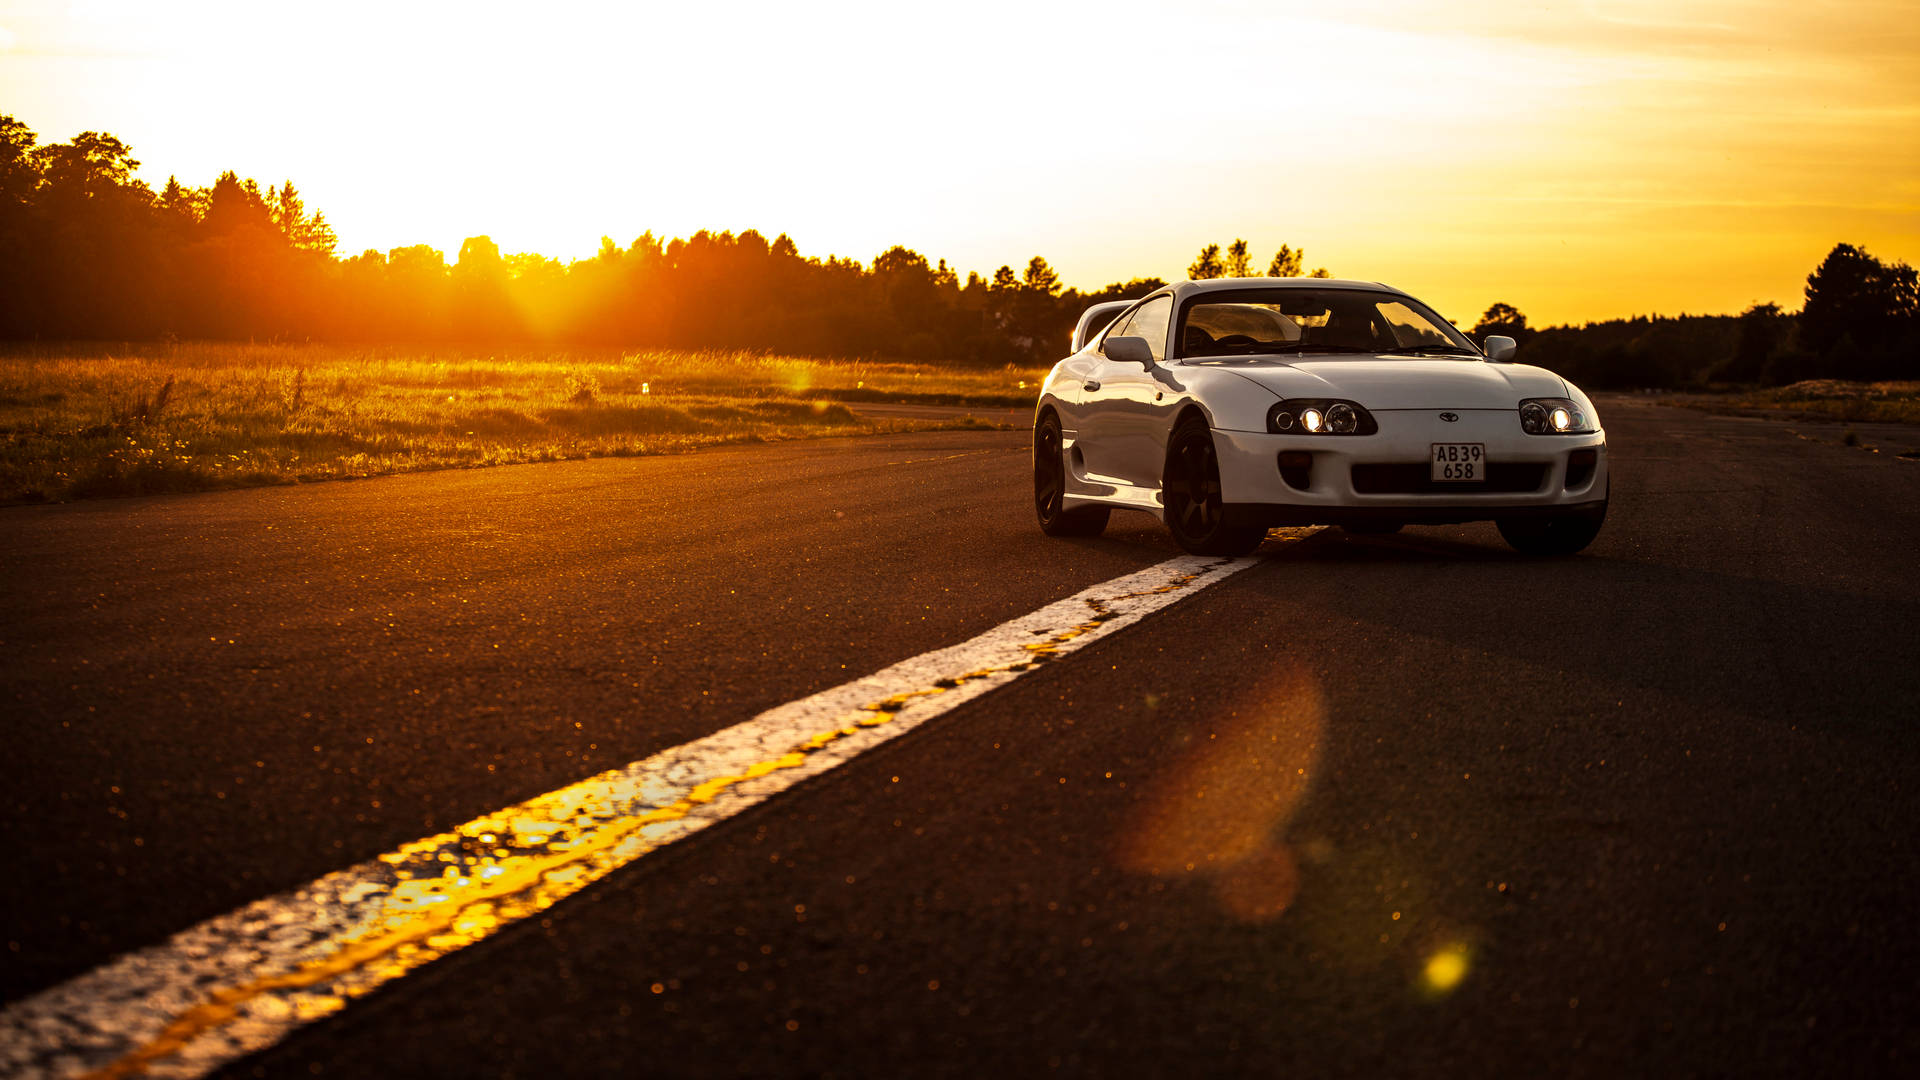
[4,0,1914,326]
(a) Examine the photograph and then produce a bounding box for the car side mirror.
[1483,335,1517,362]
[1104,336,1155,367]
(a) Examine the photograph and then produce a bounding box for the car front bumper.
[1212,409,1609,526]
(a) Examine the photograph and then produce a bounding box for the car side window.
[1106,295,1171,361]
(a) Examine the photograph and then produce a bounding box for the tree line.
[1472,243,1917,388]
[3,116,1912,381]
[0,116,1194,365]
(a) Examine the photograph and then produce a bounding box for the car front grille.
[1349,462,1548,495]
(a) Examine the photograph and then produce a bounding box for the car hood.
[1208,357,1567,410]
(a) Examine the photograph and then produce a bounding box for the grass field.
[0,343,1045,504]
[1662,380,1920,425]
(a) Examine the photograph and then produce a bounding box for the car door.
[1097,294,1174,491]
[1073,299,1153,487]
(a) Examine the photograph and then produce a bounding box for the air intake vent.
[1566,449,1597,489]
[1277,451,1312,490]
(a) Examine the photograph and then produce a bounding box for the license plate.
[1430,443,1485,482]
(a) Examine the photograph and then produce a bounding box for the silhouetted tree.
[1081,278,1168,306]
[32,130,143,199]
[0,116,39,337]
[1800,243,1918,377]
[269,181,337,256]
[0,115,37,207]
[1022,256,1061,296]
[1224,238,1251,277]
[201,171,271,236]
[1187,243,1225,280]
[1472,302,1531,342]
[1712,302,1789,383]
[452,236,516,340]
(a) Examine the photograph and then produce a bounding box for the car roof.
[1166,276,1404,300]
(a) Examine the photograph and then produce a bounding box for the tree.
[1721,302,1787,383]
[1472,302,1531,342]
[0,115,38,207]
[1082,278,1168,306]
[157,176,197,220]
[32,130,142,201]
[873,245,930,279]
[1800,242,1919,358]
[1266,244,1301,277]
[269,181,337,256]
[1188,243,1224,280]
[1224,238,1251,277]
[202,170,272,236]
[454,235,506,283]
[1022,255,1061,296]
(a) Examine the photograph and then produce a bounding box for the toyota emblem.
[1439,412,1459,422]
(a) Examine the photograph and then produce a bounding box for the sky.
[2,0,1916,326]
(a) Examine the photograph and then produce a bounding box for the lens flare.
[1115,664,1325,923]
[1301,408,1324,433]
[1551,407,1572,431]
[1423,944,1470,994]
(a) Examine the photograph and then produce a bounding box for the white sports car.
[1033,277,1608,555]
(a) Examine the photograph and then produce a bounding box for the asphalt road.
[3,398,1917,1077]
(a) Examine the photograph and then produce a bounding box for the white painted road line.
[0,551,1283,1080]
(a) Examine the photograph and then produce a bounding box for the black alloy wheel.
[1034,413,1109,537]
[1162,416,1266,556]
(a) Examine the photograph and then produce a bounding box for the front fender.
[1159,363,1283,433]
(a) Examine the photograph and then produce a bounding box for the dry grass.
[1662,380,1920,426]
[0,343,1044,504]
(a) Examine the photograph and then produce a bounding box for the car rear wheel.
[1034,413,1109,537]
[1163,416,1266,556]
[1497,502,1606,555]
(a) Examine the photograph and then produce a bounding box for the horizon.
[3,0,1915,327]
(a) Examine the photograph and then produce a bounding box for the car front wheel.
[1163,416,1266,556]
[1034,413,1109,537]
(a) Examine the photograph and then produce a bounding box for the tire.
[1497,502,1606,556]
[1163,415,1266,556]
[1034,413,1110,537]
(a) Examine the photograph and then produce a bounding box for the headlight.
[1517,397,1593,435]
[1269,399,1375,435]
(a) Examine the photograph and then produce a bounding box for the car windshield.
[1180,288,1477,359]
